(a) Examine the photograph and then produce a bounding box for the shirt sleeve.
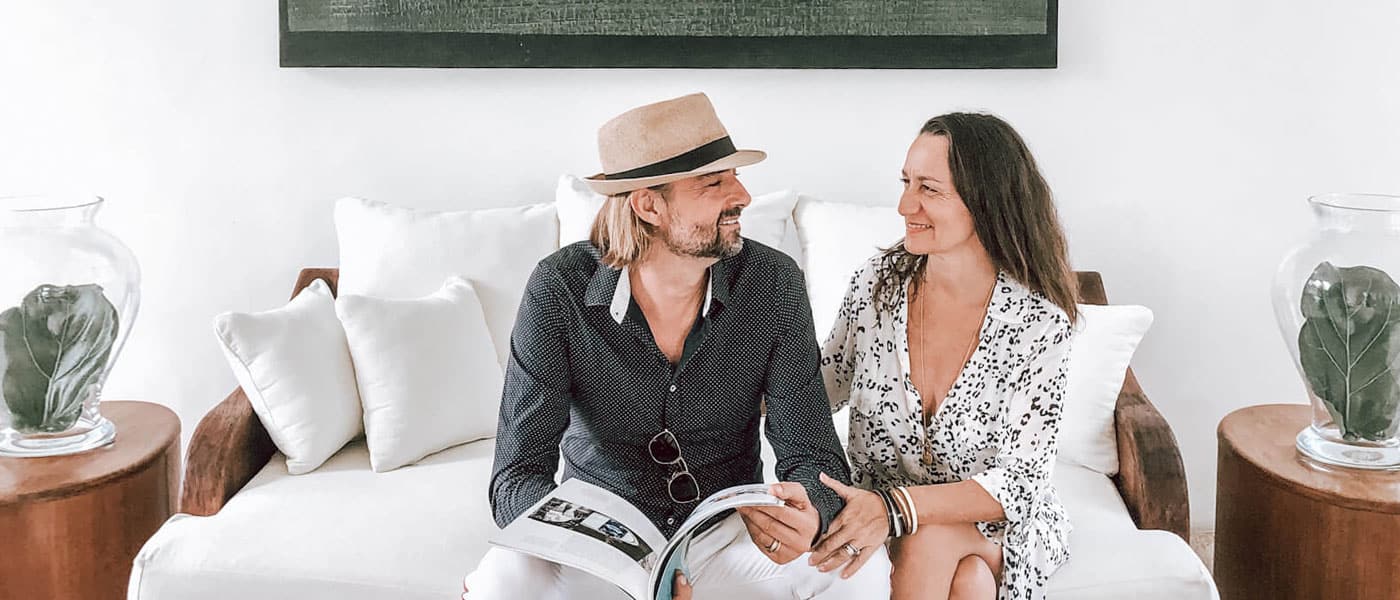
[764,266,854,535]
[820,266,869,413]
[488,263,572,528]
[970,315,1073,525]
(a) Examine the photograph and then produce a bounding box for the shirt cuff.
[970,467,1026,524]
[804,478,845,539]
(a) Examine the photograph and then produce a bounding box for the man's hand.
[736,481,820,565]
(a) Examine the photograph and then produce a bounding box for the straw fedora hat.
[583,93,766,196]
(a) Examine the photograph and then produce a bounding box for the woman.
[810,113,1079,600]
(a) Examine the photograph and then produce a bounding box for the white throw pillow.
[553,174,804,262]
[212,279,362,475]
[1059,303,1155,476]
[554,174,608,247]
[334,197,558,368]
[793,195,906,339]
[336,277,504,473]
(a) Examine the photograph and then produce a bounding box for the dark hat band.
[604,136,737,180]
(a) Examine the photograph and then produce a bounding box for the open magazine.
[488,478,784,600]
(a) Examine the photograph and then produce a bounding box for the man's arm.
[762,267,852,534]
[488,263,573,527]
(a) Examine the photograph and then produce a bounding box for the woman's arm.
[905,479,1006,524]
[956,317,1073,526]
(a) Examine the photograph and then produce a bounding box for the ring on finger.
[841,543,860,557]
[766,538,781,553]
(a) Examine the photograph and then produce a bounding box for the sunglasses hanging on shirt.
[648,429,700,504]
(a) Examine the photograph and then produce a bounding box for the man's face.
[656,169,752,259]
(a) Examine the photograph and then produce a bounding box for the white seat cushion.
[133,437,1214,600]
[1048,462,1217,599]
[1052,459,1138,532]
[130,440,500,600]
[759,432,1214,599]
[1049,527,1217,599]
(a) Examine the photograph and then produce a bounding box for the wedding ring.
[842,543,860,557]
[766,538,781,553]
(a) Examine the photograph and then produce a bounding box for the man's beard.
[660,208,744,259]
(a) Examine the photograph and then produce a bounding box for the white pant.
[465,513,891,600]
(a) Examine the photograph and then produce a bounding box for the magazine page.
[647,484,785,600]
[489,478,669,600]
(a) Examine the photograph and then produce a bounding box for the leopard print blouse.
[821,256,1073,600]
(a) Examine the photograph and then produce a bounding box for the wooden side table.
[0,401,180,600]
[1216,403,1400,600]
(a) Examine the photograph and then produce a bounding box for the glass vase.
[1272,193,1400,470]
[0,195,140,457]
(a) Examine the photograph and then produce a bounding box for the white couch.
[129,185,1218,599]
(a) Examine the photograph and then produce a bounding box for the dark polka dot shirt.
[489,239,851,539]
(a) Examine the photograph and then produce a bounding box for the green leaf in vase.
[0,284,119,433]
[1298,262,1400,442]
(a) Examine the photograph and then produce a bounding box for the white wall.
[2,1,1397,530]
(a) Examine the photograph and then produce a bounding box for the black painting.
[280,0,1057,69]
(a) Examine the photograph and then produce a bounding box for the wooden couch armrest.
[180,268,341,516]
[1110,369,1191,542]
[180,386,275,516]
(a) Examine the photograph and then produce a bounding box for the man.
[465,93,891,599]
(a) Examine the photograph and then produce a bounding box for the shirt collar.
[586,262,726,325]
[986,270,1030,325]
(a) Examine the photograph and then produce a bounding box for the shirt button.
[669,384,677,393]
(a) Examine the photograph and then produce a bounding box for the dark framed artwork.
[279,1,1057,69]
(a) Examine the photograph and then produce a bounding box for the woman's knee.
[889,523,975,592]
[949,555,996,600]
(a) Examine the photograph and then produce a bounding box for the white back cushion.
[553,174,804,263]
[793,196,905,339]
[336,277,503,473]
[212,279,362,475]
[334,197,558,368]
[1060,304,1154,475]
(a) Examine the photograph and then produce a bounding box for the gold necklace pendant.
[916,285,936,466]
[912,276,994,468]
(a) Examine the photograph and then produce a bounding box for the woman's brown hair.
[872,113,1079,323]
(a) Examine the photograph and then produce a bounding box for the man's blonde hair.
[589,184,670,269]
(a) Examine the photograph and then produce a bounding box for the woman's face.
[898,134,979,257]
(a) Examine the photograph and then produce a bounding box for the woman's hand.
[671,570,692,600]
[810,473,889,578]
